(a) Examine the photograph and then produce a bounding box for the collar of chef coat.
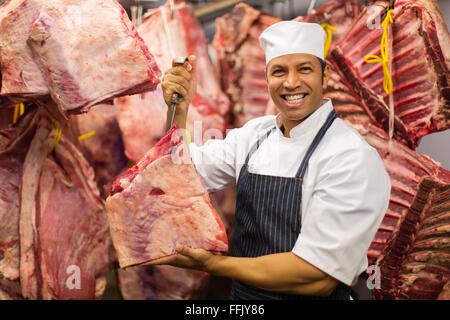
[274,98,334,140]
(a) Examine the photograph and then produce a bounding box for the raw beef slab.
[106,125,228,268]
[0,0,161,115]
[0,0,48,100]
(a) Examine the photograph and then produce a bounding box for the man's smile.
[281,93,308,106]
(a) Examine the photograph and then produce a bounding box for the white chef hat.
[259,21,326,66]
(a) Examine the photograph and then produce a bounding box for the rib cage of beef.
[329,0,450,149]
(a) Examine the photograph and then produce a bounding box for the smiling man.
[158,21,391,300]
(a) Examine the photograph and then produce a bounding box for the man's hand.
[161,55,197,125]
[150,244,218,272]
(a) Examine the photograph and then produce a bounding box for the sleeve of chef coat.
[291,146,391,286]
[188,127,240,193]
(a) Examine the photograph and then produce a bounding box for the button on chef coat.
[188,99,391,286]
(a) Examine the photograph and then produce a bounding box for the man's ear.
[322,65,330,89]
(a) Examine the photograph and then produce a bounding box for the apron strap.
[296,109,337,179]
[244,126,277,165]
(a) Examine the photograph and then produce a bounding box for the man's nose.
[283,72,301,90]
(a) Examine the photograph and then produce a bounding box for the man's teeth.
[285,94,306,103]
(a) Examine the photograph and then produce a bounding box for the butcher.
[158,21,391,300]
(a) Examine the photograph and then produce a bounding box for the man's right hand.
[161,55,197,128]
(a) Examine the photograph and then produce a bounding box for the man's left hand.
[150,245,217,272]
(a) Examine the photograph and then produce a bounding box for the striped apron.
[230,109,353,300]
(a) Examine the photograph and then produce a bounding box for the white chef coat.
[188,99,391,286]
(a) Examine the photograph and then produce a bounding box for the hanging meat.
[328,0,450,149]
[0,0,161,115]
[20,111,112,300]
[0,106,112,300]
[0,0,49,101]
[116,0,230,163]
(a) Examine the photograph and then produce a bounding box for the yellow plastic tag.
[51,120,62,149]
[78,130,96,141]
[12,103,26,124]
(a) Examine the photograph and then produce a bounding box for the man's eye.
[300,67,312,72]
[272,69,284,75]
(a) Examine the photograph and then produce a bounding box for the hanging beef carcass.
[0,0,161,115]
[18,110,111,299]
[106,125,228,268]
[328,0,450,149]
[212,3,281,128]
[116,0,230,163]
[71,104,128,199]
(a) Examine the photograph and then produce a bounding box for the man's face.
[266,53,329,124]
